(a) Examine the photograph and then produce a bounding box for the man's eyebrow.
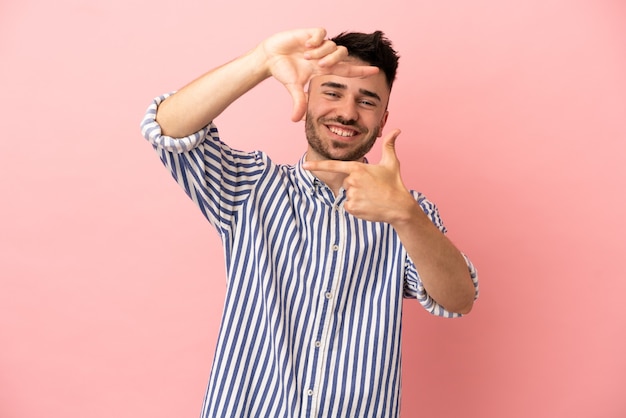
[321,81,347,90]
[359,88,382,102]
[320,81,382,102]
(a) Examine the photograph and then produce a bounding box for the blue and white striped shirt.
[141,93,478,418]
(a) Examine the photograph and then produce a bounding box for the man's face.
[304,64,390,162]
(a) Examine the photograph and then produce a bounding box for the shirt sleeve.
[140,92,266,235]
[403,191,479,318]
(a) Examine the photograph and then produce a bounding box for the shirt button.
[325,292,333,299]
[332,244,339,251]
[314,341,321,348]
[307,389,314,396]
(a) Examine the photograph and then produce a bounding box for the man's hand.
[303,129,418,224]
[259,28,380,122]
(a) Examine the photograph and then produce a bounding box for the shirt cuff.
[140,92,213,153]
[405,252,479,318]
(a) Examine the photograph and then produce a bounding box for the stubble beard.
[305,113,379,162]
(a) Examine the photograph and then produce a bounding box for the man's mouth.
[327,125,359,138]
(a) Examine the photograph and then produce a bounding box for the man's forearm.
[392,202,475,314]
[156,47,270,138]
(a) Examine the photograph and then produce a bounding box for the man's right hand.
[257,28,379,122]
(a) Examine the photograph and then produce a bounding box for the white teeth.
[329,126,356,137]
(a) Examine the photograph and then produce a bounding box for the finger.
[303,40,379,78]
[303,28,327,48]
[302,159,360,174]
[380,129,402,166]
[304,40,342,60]
[321,61,380,78]
[285,83,307,122]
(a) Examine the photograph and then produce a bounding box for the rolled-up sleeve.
[139,93,265,234]
[140,92,212,153]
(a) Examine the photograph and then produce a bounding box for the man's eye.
[360,100,375,106]
[324,92,340,98]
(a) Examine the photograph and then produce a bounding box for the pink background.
[2,0,625,417]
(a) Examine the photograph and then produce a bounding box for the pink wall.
[2,0,625,417]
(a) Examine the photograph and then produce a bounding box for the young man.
[141,28,478,418]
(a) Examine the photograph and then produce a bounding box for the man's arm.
[389,197,476,314]
[303,130,476,314]
[156,28,379,138]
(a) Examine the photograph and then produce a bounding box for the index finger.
[302,159,361,173]
[308,49,380,78]
[323,61,380,78]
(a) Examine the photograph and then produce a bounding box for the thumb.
[380,129,401,166]
[285,84,307,122]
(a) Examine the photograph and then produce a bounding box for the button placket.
[307,197,348,417]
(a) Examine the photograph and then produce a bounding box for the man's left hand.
[303,129,417,224]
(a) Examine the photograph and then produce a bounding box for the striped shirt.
[141,93,478,418]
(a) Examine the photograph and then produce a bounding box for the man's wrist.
[389,194,425,227]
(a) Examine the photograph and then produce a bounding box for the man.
[141,28,478,418]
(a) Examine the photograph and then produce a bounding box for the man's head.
[304,30,399,162]
[331,31,399,91]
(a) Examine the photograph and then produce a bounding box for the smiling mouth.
[327,125,359,138]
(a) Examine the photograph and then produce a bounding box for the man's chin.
[329,151,367,162]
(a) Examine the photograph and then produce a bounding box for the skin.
[304,63,388,163]
[156,28,475,314]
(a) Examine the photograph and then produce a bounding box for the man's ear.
[377,110,389,137]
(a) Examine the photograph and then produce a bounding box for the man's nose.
[336,99,359,123]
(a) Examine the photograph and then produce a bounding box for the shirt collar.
[295,153,323,195]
